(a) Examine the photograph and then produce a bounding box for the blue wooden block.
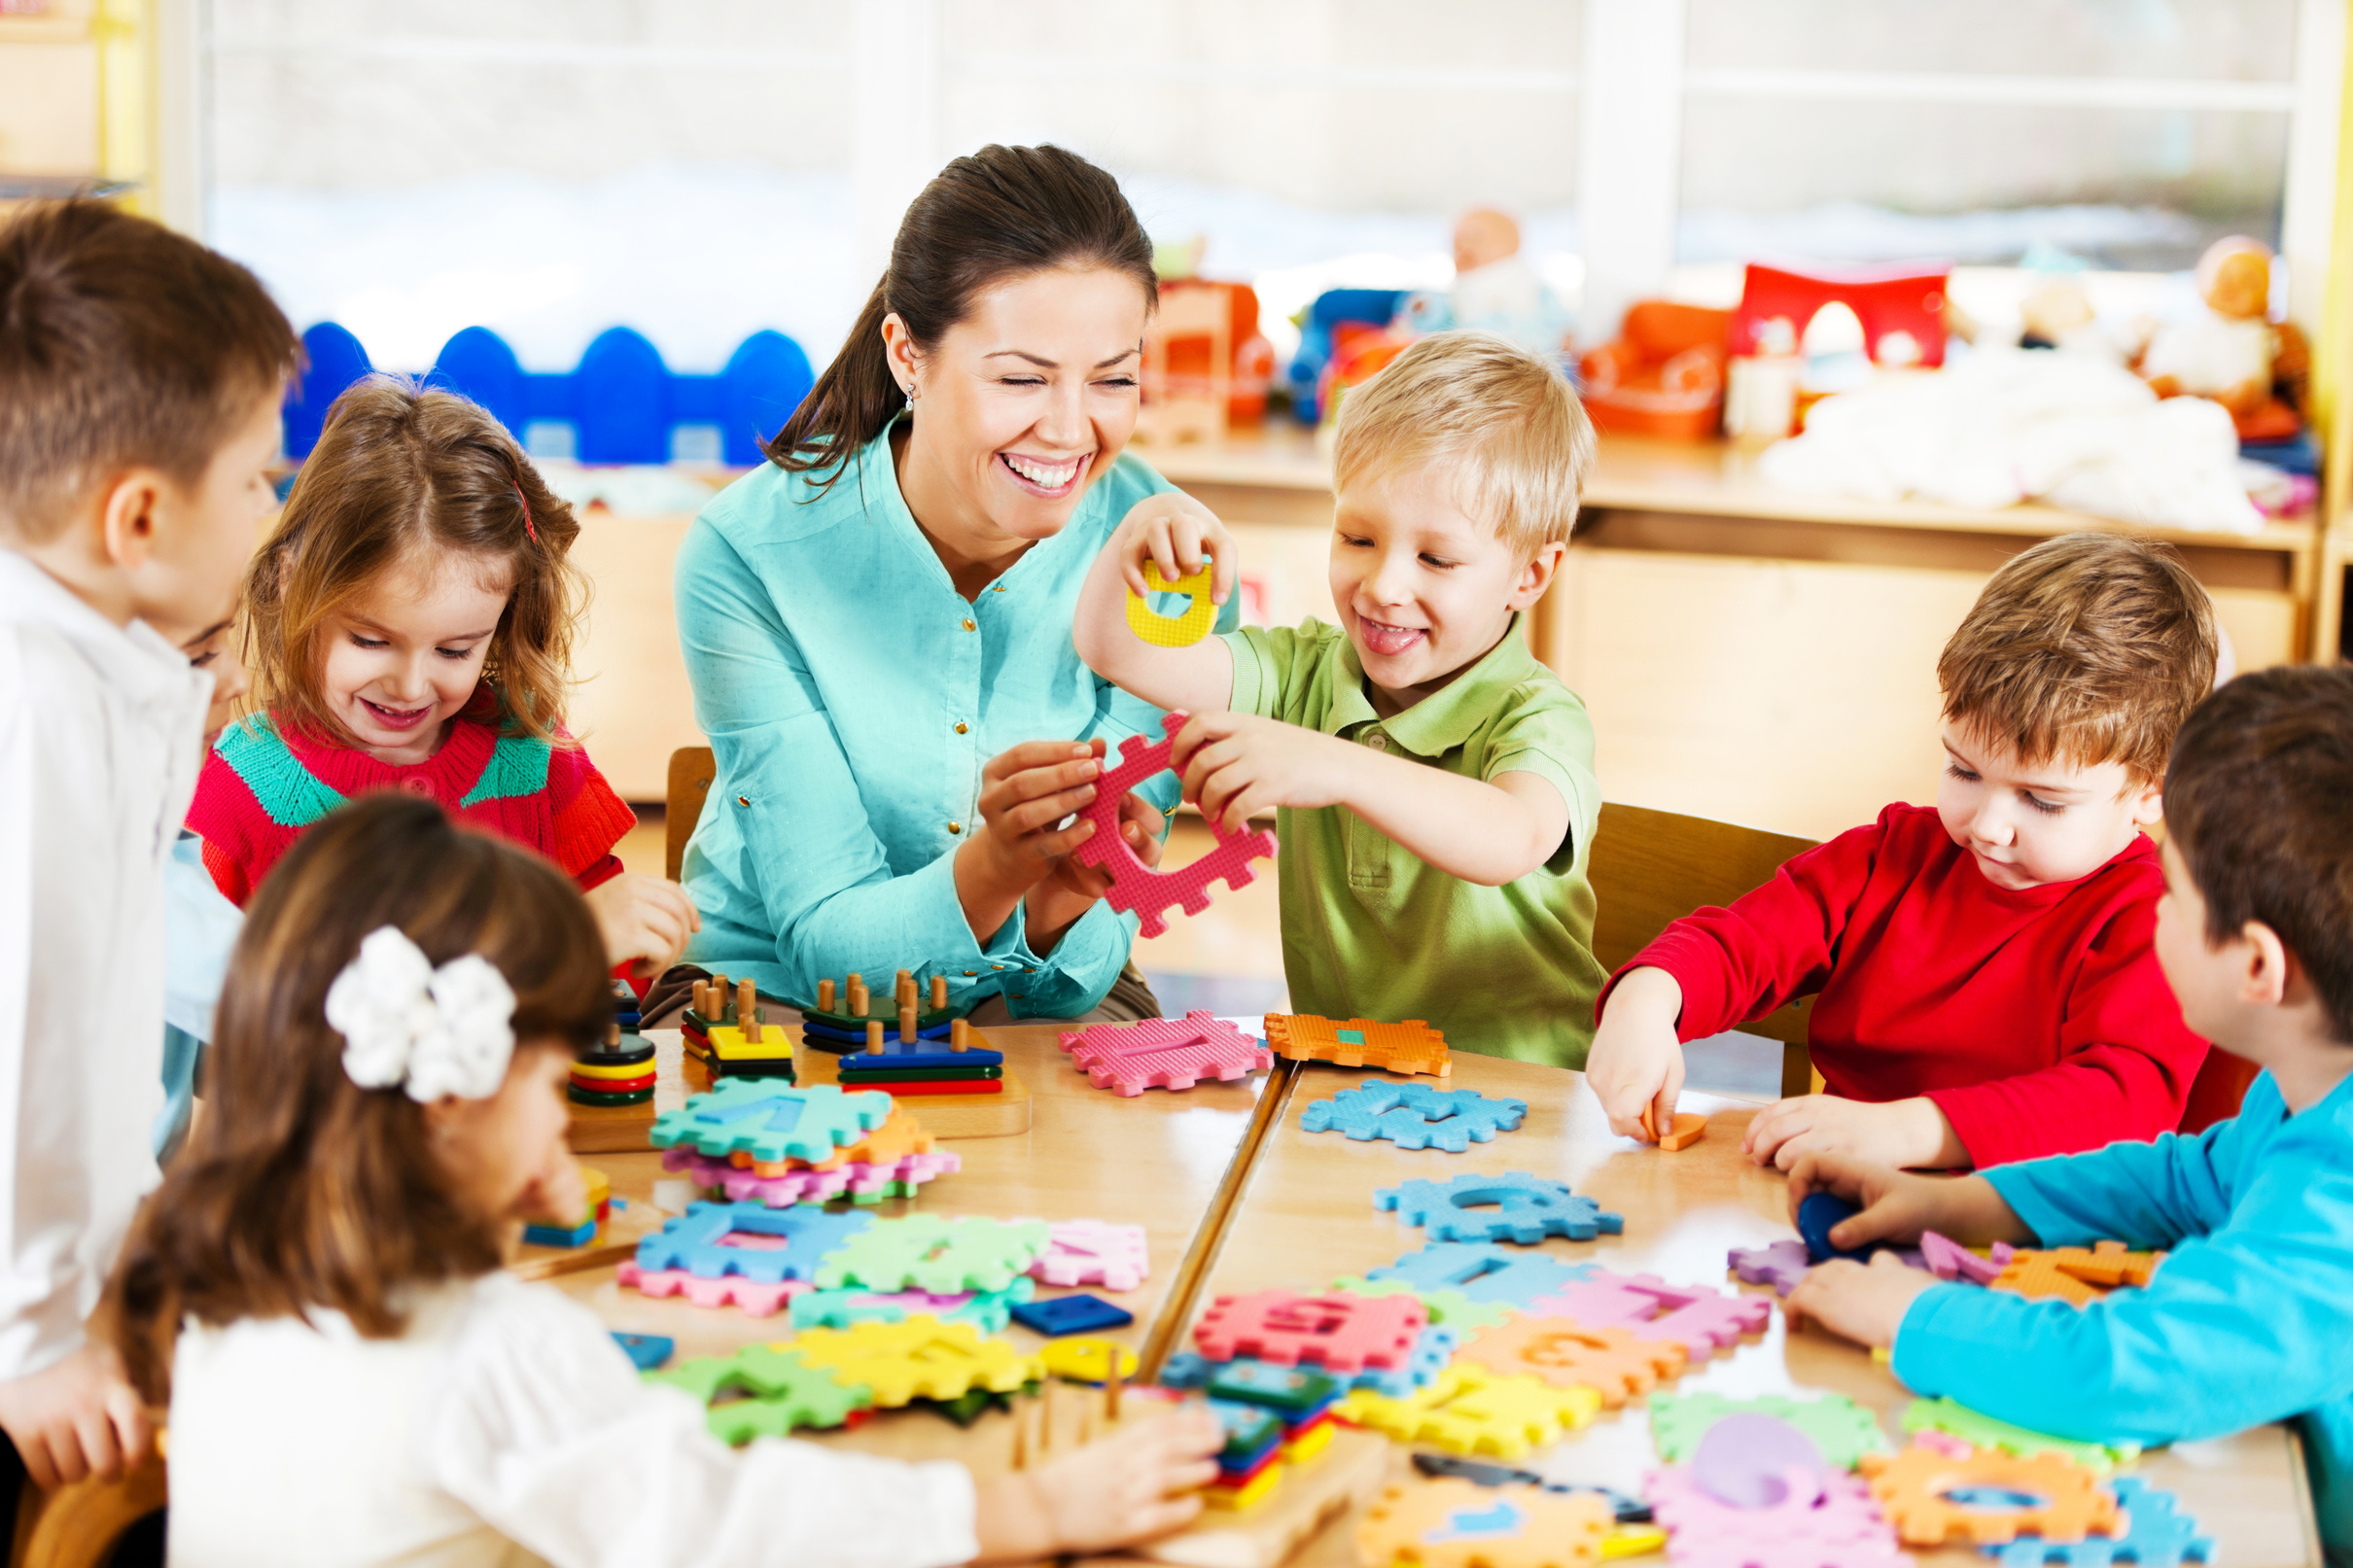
[521,1216,596,1248]
[612,1332,674,1372]
[837,1043,1006,1073]
[1007,1293,1135,1339]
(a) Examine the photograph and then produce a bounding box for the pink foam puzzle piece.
[664,1148,964,1207]
[617,1260,811,1317]
[1647,1461,1913,1568]
[1526,1272,1773,1357]
[1729,1240,1812,1297]
[1067,713,1276,939]
[1192,1288,1425,1373]
[1057,1012,1273,1096]
[1017,1218,1150,1292]
[1918,1232,2002,1285]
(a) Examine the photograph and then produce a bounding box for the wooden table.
[547,1027,2321,1568]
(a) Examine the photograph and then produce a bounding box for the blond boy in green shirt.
[1071,331,1606,1065]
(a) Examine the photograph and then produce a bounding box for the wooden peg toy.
[931,975,948,1011]
[899,1002,919,1043]
[865,1021,885,1055]
[1106,1362,1123,1422]
[896,969,915,1006]
[604,1022,621,1049]
[848,973,868,1017]
[692,980,710,1016]
[711,974,731,1020]
[1010,1400,1028,1472]
[951,1018,970,1054]
[818,978,836,1013]
[736,979,756,1031]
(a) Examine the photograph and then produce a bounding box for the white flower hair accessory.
[325,926,517,1102]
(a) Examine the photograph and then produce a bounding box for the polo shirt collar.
[1325,613,1540,758]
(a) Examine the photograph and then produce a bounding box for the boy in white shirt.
[0,199,297,1507]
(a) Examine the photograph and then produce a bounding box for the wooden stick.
[865,1021,884,1055]
[899,1002,918,1043]
[817,978,835,1013]
[692,980,709,1017]
[931,975,948,1011]
[1106,1361,1123,1423]
[950,1018,969,1053]
[896,968,915,1007]
[736,979,756,1034]
[848,974,867,1018]
[1010,1398,1028,1472]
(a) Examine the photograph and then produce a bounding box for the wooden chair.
[1589,801,1820,1098]
[665,748,717,883]
[10,1460,167,1568]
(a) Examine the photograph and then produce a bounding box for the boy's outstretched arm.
[1071,492,1236,717]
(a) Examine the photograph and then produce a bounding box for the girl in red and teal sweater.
[187,379,697,974]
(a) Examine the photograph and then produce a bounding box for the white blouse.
[167,1272,980,1568]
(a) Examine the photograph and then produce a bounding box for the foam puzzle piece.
[1302,1080,1526,1152]
[669,1147,963,1208]
[789,1278,1035,1335]
[1858,1444,2121,1546]
[1900,1399,2140,1470]
[1025,1218,1150,1292]
[1984,1478,2212,1567]
[1650,1392,1890,1469]
[1331,1276,1522,1331]
[1728,1240,1812,1297]
[788,1314,1041,1408]
[814,1214,1052,1295]
[1204,1359,1346,1416]
[648,1344,871,1441]
[1987,1253,2106,1307]
[1356,1477,1614,1568]
[732,1104,937,1175]
[611,1332,674,1372]
[1009,1293,1135,1337]
[616,1262,810,1316]
[1265,1013,1452,1077]
[1920,1233,2003,1285]
[1646,1461,1911,1568]
[1378,1173,1626,1245]
[1692,1414,1826,1510]
[1127,560,1218,646]
[1069,713,1276,939]
[1164,1324,1458,1401]
[1057,1012,1272,1096]
[651,1080,894,1166]
[1337,1361,1602,1460]
[1410,1455,1653,1524]
[635,1201,875,1283]
[1369,1244,1596,1307]
[1523,1272,1771,1357]
[1193,1288,1426,1373]
[2050,1241,2164,1289]
[1456,1318,1689,1408]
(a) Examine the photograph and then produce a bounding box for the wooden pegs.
[896,968,915,1006]
[692,980,709,1017]
[710,974,729,1021]
[865,1021,885,1055]
[950,1018,969,1054]
[1106,1361,1123,1424]
[1010,1398,1028,1472]
[817,978,835,1013]
[931,974,948,1011]
[848,974,868,1018]
[736,979,756,1032]
[603,1022,620,1049]
[899,1002,918,1043]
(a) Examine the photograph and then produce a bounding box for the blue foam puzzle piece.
[838,1044,1005,1072]
[636,1201,874,1283]
[1984,1478,2212,1566]
[1366,1242,1595,1306]
[650,1080,894,1165]
[1798,1191,1876,1264]
[1007,1293,1137,1338]
[1299,1080,1527,1152]
[1376,1172,1623,1244]
[611,1332,674,1371]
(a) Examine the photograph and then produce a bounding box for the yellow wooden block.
[1337,1362,1601,1460]
[1204,1461,1283,1511]
[787,1315,1039,1407]
[1603,1524,1668,1558]
[1039,1338,1139,1383]
[710,1023,794,1061]
[1125,562,1217,646]
[1284,1419,1335,1463]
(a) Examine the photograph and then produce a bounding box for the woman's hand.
[1027,789,1165,950]
[583,874,700,979]
[955,741,1106,946]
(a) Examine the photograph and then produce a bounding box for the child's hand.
[1784,1252,1938,1350]
[0,1342,151,1489]
[583,874,700,979]
[1171,712,1350,831]
[1113,491,1236,610]
[1744,1095,1965,1172]
[1787,1153,2030,1255]
[514,1143,588,1230]
[973,1404,1222,1561]
[1584,967,1686,1140]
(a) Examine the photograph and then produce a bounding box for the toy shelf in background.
[280,320,815,466]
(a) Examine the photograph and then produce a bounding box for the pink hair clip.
[512,482,539,544]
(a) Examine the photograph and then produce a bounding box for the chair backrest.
[12,1458,167,1568]
[666,747,716,883]
[1590,801,1820,1097]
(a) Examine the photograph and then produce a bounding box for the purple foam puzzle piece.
[1525,1272,1773,1355]
[664,1148,962,1207]
[1920,1232,2003,1285]
[1057,1012,1273,1095]
[1729,1239,1812,1297]
[1648,1461,1912,1568]
[1693,1413,1827,1510]
[1066,713,1276,939]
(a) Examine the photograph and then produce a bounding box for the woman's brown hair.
[241,377,587,745]
[111,792,613,1405]
[768,143,1157,491]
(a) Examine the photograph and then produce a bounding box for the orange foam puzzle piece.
[1858,1443,2122,1546]
[1456,1319,1688,1409]
[1265,1015,1451,1078]
[729,1105,936,1175]
[2052,1240,2164,1289]
[1356,1477,1612,1568]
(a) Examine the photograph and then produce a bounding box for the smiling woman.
[671,145,1236,1023]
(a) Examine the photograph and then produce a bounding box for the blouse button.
[948,820,964,835]
[955,722,968,735]
[1366,734,1387,751]
[402,777,434,796]
[962,617,976,632]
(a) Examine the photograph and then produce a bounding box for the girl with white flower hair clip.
[109,793,1218,1568]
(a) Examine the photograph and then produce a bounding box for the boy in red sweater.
[1586,532,2216,1170]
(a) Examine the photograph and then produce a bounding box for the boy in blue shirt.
[1787,664,2353,1563]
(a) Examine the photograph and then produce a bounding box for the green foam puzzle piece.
[1650,1391,1891,1469]
[1329,1275,1519,1331]
[1902,1396,2141,1469]
[650,1345,872,1443]
[650,1079,893,1165]
[814,1214,1053,1295]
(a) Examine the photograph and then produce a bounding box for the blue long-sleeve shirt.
[1894,1065,2353,1563]
[672,425,1235,1016]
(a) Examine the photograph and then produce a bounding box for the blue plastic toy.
[1283,288,1407,423]
[1007,1293,1136,1339]
[521,1215,597,1249]
[1984,1478,2212,1566]
[1301,1080,1527,1152]
[1366,1243,1594,1307]
[611,1332,674,1372]
[1376,1173,1623,1245]
[1797,1192,1877,1264]
[635,1201,873,1283]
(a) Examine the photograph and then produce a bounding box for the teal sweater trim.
[214,715,344,827]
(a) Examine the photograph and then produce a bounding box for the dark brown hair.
[767,143,1156,490]
[1938,532,2218,786]
[242,378,586,745]
[111,792,612,1405]
[0,199,298,542]
[2164,665,2353,1043]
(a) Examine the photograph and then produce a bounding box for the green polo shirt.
[1226,615,1605,1067]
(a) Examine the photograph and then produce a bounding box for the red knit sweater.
[1608,803,2209,1167]
[187,691,636,907]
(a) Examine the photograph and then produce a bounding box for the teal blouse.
[674,425,1235,1016]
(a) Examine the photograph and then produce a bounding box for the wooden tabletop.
[549,1027,2319,1568]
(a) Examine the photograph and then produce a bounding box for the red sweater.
[187,690,635,907]
[1610,804,2208,1167]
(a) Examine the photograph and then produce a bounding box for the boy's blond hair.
[1332,331,1596,561]
[1938,532,2218,787]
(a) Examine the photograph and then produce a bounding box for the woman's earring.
[903,381,918,402]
